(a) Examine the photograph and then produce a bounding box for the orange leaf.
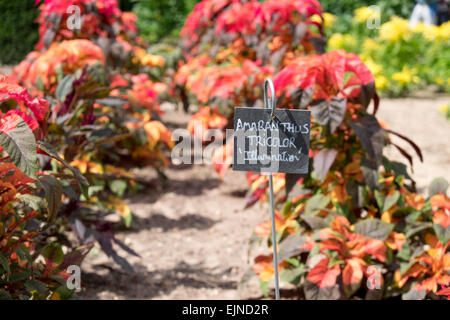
[342,258,364,287]
[430,193,450,210]
[404,192,425,210]
[307,257,341,288]
[433,209,450,228]
[363,238,386,262]
[386,232,406,251]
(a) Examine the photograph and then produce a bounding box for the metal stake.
[264,78,280,300]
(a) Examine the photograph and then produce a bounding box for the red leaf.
[5,110,38,132]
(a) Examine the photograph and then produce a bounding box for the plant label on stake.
[232,79,311,301]
[233,107,311,174]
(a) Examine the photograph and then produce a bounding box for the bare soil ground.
[78,96,450,300]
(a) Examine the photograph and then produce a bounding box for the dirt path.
[377,96,450,192]
[77,96,450,299]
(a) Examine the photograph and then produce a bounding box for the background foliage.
[132,0,200,43]
[0,0,137,65]
[0,1,39,65]
[320,0,414,19]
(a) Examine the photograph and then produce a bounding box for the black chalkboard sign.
[233,107,311,174]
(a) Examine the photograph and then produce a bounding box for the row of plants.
[0,75,88,299]
[1,0,172,298]
[175,0,326,136]
[326,6,450,96]
[177,0,450,300]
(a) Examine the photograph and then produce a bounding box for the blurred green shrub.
[320,0,378,16]
[0,1,38,65]
[321,0,415,32]
[132,0,199,43]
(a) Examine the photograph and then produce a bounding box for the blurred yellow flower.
[412,22,428,34]
[328,33,357,49]
[440,21,450,39]
[108,196,132,225]
[423,25,440,41]
[359,52,369,61]
[411,21,449,41]
[141,54,165,67]
[364,58,383,76]
[354,7,380,23]
[439,104,449,114]
[375,75,389,90]
[343,34,358,48]
[362,38,378,52]
[323,13,336,29]
[380,17,411,42]
[392,67,419,86]
[434,77,444,85]
[310,14,321,24]
[134,47,165,67]
[328,33,344,49]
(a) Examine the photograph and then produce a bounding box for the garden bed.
[78,97,450,299]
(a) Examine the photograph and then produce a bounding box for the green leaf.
[385,159,411,180]
[24,279,47,294]
[259,280,269,298]
[280,265,305,286]
[405,222,432,238]
[43,243,64,266]
[38,141,89,199]
[55,74,74,102]
[405,210,422,224]
[35,75,44,92]
[305,194,331,217]
[53,285,75,299]
[397,243,411,261]
[0,253,10,273]
[109,179,127,197]
[15,248,26,261]
[285,257,301,267]
[278,232,307,262]
[326,251,344,268]
[9,271,30,283]
[383,191,400,212]
[374,190,385,211]
[0,289,11,300]
[38,175,63,221]
[302,216,329,230]
[282,201,292,217]
[402,287,426,300]
[0,116,38,178]
[16,194,43,211]
[428,177,449,197]
[354,219,393,241]
[122,211,132,228]
[433,223,450,246]
[87,185,104,199]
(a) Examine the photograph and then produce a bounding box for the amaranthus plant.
[241,51,449,300]
[0,75,93,299]
[176,0,326,133]
[12,0,173,272]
